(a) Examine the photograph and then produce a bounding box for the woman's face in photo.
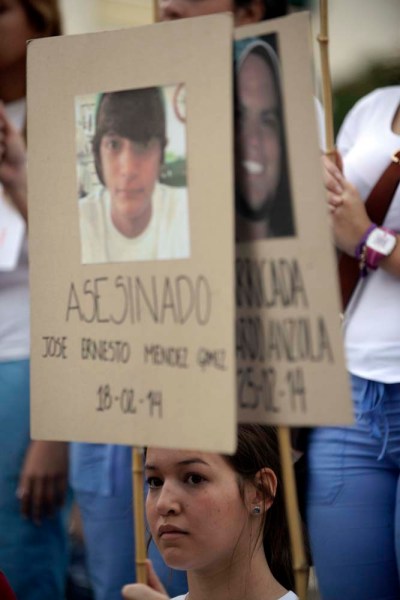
[237,52,282,213]
[145,448,254,572]
[100,134,162,229]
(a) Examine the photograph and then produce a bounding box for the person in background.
[122,425,298,600]
[158,0,287,22]
[0,1,70,598]
[306,85,400,599]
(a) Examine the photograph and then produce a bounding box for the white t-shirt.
[339,86,400,382]
[0,99,30,362]
[79,182,190,264]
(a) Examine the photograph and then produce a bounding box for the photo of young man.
[78,86,190,264]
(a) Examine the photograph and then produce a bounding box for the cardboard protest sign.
[234,13,352,426]
[28,14,237,453]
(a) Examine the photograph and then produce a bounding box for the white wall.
[311,0,400,86]
[59,0,154,34]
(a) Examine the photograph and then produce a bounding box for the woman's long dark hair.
[224,424,295,590]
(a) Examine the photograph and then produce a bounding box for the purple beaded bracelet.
[354,224,377,260]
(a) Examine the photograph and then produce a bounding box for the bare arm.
[17,440,69,524]
[323,154,400,278]
[0,101,27,222]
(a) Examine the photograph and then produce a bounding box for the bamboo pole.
[132,447,147,583]
[153,0,160,23]
[317,0,336,163]
[278,427,309,600]
[131,3,161,587]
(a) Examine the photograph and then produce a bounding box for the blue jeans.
[306,374,400,600]
[0,360,69,599]
[70,444,187,600]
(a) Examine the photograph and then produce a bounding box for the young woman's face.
[237,52,281,212]
[0,0,40,71]
[145,448,255,572]
[100,134,161,232]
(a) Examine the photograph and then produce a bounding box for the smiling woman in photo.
[235,38,294,241]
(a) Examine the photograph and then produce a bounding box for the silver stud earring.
[252,506,261,515]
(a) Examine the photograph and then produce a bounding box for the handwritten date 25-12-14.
[96,385,163,418]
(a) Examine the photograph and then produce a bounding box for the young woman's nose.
[242,118,262,150]
[159,0,188,20]
[156,482,180,516]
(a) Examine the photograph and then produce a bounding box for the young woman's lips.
[158,524,187,539]
[242,159,264,175]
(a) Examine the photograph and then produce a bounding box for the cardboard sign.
[234,14,352,426]
[28,14,237,452]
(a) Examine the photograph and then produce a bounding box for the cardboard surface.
[234,13,352,426]
[28,12,352,453]
[28,14,237,452]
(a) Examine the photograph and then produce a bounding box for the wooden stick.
[153,0,160,23]
[317,0,336,161]
[132,447,147,584]
[277,427,309,600]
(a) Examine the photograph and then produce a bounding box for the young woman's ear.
[234,0,265,26]
[247,467,277,514]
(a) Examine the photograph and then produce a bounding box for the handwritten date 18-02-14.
[96,385,163,418]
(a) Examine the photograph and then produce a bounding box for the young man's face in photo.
[236,52,281,212]
[100,134,162,231]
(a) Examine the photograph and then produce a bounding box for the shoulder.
[154,183,188,221]
[353,86,398,112]
[79,188,105,214]
[79,188,108,231]
[337,86,399,152]
[343,86,399,126]
[155,182,187,204]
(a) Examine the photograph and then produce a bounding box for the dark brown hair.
[21,0,62,37]
[224,424,295,590]
[92,87,167,186]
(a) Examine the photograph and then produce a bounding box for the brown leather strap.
[339,150,400,310]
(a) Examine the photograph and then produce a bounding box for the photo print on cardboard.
[75,84,190,264]
[234,32,294,243]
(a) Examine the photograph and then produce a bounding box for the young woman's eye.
[261,111,279,132]
[146,476,163,489]
[185,473,205,486]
